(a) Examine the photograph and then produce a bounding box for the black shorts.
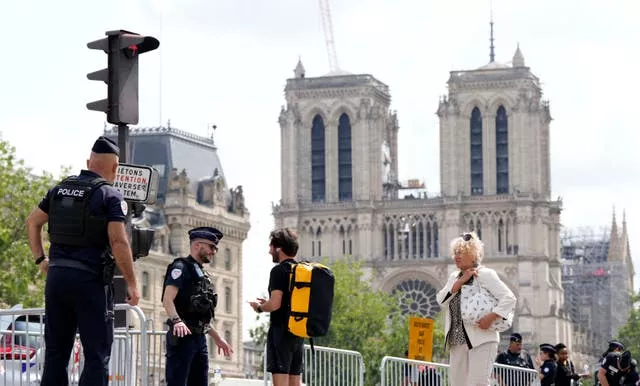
[266,325,304,375]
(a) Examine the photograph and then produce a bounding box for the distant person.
[26,136,139,386]
[436,232,517,386]
[536,344,558,386]
[554,343,581,386]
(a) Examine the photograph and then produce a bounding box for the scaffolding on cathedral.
[560,228,632,357]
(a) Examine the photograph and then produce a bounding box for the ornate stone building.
[273,47,576,354]
[106,126,251,379]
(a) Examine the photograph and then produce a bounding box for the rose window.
[393,279,441,318]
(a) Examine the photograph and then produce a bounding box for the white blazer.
[436,265,516,349]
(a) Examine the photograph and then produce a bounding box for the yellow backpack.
[287,261,335,343]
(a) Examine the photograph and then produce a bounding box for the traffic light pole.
[115,123,131,328]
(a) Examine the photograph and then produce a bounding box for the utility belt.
[49,252,115,285]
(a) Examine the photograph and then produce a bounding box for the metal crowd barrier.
[0,304,147,386]
[380,356,450,386]
[491,363,540,386]
[263,344,365,385]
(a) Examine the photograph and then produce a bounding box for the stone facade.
[273,51,579,357]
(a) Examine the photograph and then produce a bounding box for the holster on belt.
[101,251,115,285]
[166,319,180,347]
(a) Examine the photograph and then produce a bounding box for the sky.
[0,0,638,341]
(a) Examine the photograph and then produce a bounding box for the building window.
[338,113,352,201]
[311,115,326,202]
[224,248,232,271]
[225,287,232,313]
[142,271,150,299]
[496,105,509,194]
[470,107,483,195]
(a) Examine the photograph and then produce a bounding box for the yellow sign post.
[408,316,434,361]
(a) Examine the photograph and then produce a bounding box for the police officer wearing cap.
[536,344,558,386]
[495,333,535,369]
[595,340,626,385]
[162,226,233,386]
[26,136,140,386]
[598,349,639,386]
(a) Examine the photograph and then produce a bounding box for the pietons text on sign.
[408,316,434,362]
[114,163,159,204]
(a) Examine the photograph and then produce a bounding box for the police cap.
[509,333,523,343]
[539,344,556,355]
[92,136,120,156]
[188,226,223,245]
[608,340,625,351]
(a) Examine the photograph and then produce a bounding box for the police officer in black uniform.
[162,226,233,386]
[26,136,140,386]
[494,333,536,385]
[536,344,558,386]
[495,333,535,369]
[597,350,639,386]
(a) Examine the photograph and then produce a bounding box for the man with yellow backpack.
[249,228,334,386]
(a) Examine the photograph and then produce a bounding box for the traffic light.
[131,226,155,261]
[86,30,160,125]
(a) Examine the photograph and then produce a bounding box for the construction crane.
[318,0,339,73]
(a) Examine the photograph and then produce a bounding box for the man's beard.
[200,248,211,264]
[271,251,278,263]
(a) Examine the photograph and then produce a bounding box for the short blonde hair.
[449,232,484,263]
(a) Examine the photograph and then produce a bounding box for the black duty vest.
[48,176,110,249]
[163,258,218,326]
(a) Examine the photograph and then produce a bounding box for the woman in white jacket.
[436,232,517,386]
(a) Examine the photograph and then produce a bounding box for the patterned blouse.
[447,291,468,347]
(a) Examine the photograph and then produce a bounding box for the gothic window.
[340,226,346,255]
[418,222,425,258]
[498,219,504,252]
[476,220,482,240]
[348,239,352,255]
[311,115,326,202]
[470,107,484,195]
[225,286,232,313]
[311,241,315,256]
[426,223,432,257]
[338,113,353,201]
[496,106,509,194]
[383,224,388,258]
[393,280,442,318]
[433,223,439,257]
[142,271,150,299]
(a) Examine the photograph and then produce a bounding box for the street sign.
[114,163,159,204]
[408,316,434,362]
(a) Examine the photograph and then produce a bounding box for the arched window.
[496,106,509,194]
[311,115,326,202]
[338,113,353,201]
[470,107,483,195]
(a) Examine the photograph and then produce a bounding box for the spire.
[512,43,525,67]
[489,9,496,62]
[607,206,620,261]
[294,57,305,79]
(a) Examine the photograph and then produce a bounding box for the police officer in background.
[536,344,558,386]
[26,136,140,386]
[162,227,233,386]
[495,333,535,369]
[597,350,639,386]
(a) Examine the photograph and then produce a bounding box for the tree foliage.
[249,259,447,385]
[0,137,64,308]
[616,291,640,356]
